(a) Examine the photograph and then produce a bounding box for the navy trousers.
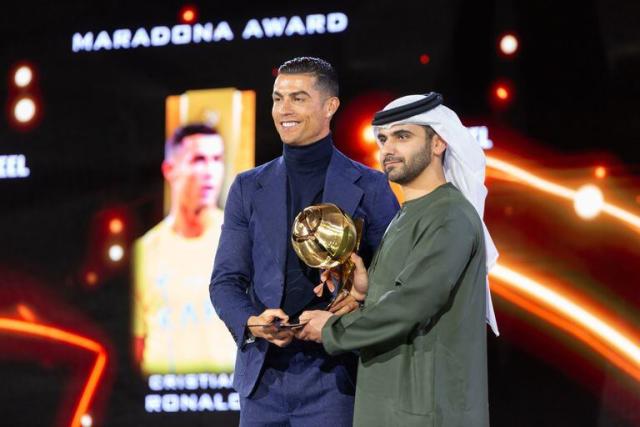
[239,340,356,427]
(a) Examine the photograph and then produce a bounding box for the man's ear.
[432,134,447,157]
[325,96,340,118]
[161,160,173,181]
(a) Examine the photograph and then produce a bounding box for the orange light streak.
[490,265,640,381]
[486,156,640,231]
[484,155,640,382]
[490,280,638,381]
[0,318,108,427]
[16,304,36,322]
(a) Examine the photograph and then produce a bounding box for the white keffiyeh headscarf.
[373,94,499,335]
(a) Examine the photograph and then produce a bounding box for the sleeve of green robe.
[322,212,477,355]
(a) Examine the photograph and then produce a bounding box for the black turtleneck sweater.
[281,133,334,317]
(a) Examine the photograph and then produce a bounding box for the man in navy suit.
[210,57,399,426]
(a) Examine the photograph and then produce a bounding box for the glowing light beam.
[0,318,108,427]
[490,264,640,381]
[486,156,640,231]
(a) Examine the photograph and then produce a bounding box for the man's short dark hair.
[165,123,218,159]
[277,56,339,97]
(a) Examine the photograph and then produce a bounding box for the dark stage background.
[1,1,639,426]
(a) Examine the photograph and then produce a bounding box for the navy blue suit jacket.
[210,147,399,397]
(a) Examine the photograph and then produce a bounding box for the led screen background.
[1,1,639,426]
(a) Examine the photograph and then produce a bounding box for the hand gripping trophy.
[291,203,363,308]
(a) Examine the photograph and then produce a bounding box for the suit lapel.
[251,150,363,307]
[253,157,288,277]
[322,149,363,217]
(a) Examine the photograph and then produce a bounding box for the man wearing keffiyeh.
[298,92,498,427]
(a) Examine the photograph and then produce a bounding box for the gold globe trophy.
[291,203,363,308]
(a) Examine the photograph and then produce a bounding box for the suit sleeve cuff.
[232,308,262,348]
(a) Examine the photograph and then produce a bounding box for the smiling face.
[163,133,225,213]
[377,124,433,185]
[271,73,339,146]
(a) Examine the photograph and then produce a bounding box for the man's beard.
[383,145,431,185]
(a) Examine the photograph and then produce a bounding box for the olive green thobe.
[323,183,489,427]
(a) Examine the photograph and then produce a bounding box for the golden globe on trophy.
[291,203,363,308]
